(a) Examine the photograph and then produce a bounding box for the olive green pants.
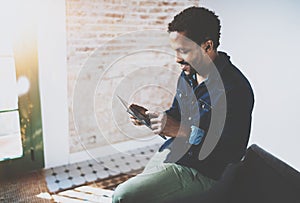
[112,149,216,203]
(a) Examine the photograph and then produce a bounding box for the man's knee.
[112,181,136,203]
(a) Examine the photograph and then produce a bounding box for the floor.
[50,185,114,203]
[48,171,142,203]
[0,143,160,202]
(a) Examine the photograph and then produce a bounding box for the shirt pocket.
[197,98,212,115]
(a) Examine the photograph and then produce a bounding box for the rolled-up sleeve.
[189,125,205,145]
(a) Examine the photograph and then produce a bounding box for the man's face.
[169,31,207,76]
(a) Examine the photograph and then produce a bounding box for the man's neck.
[195,50,218,84]
[196,74,208,85]
[209,50,218,62]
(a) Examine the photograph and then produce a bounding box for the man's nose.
[175,52,183,63]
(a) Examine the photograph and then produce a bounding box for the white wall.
[37,0,300,170]
[201,0,300,170]
[38,0,69,168]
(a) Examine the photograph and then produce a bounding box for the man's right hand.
[146,111,167,135]
[147,111,190,138]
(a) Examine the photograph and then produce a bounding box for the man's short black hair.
[168,6,221,49]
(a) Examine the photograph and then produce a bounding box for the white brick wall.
[66,0,199,153]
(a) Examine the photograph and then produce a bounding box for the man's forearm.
[161,114,190,138]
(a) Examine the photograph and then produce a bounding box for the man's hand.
[146,111,167,134]
[130,115,143,126]
[128,104,190,138]
[129,104,148,126]
[146,111,190,138]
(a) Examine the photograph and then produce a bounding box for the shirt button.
[188,151,193,156]
[188,117,191,120]
[179,93,182,98]
[201,104,205,109]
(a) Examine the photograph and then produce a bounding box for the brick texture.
[66,0,199,153]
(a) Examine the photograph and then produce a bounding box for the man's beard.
[180,62,211,77]
[178,60,197,75]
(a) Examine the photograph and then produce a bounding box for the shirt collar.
[180,51,230,86]
[204,51,230,86]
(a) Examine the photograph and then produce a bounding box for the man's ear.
[205,45,211,52]
[203,40,214,52]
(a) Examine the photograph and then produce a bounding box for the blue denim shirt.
[160,52,254,180]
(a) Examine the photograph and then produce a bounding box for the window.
[0,1,44,177]
[0,38,23,161]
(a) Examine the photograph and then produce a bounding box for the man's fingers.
[151,123,159,129]
[150,118,160,124]
[146,111,159,118]
[130,117,143,126]
[153,128,162,134]
[151,123,163,133]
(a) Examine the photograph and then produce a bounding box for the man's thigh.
[112,162,215,203]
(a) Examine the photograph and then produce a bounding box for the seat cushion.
[231,144,300,203]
